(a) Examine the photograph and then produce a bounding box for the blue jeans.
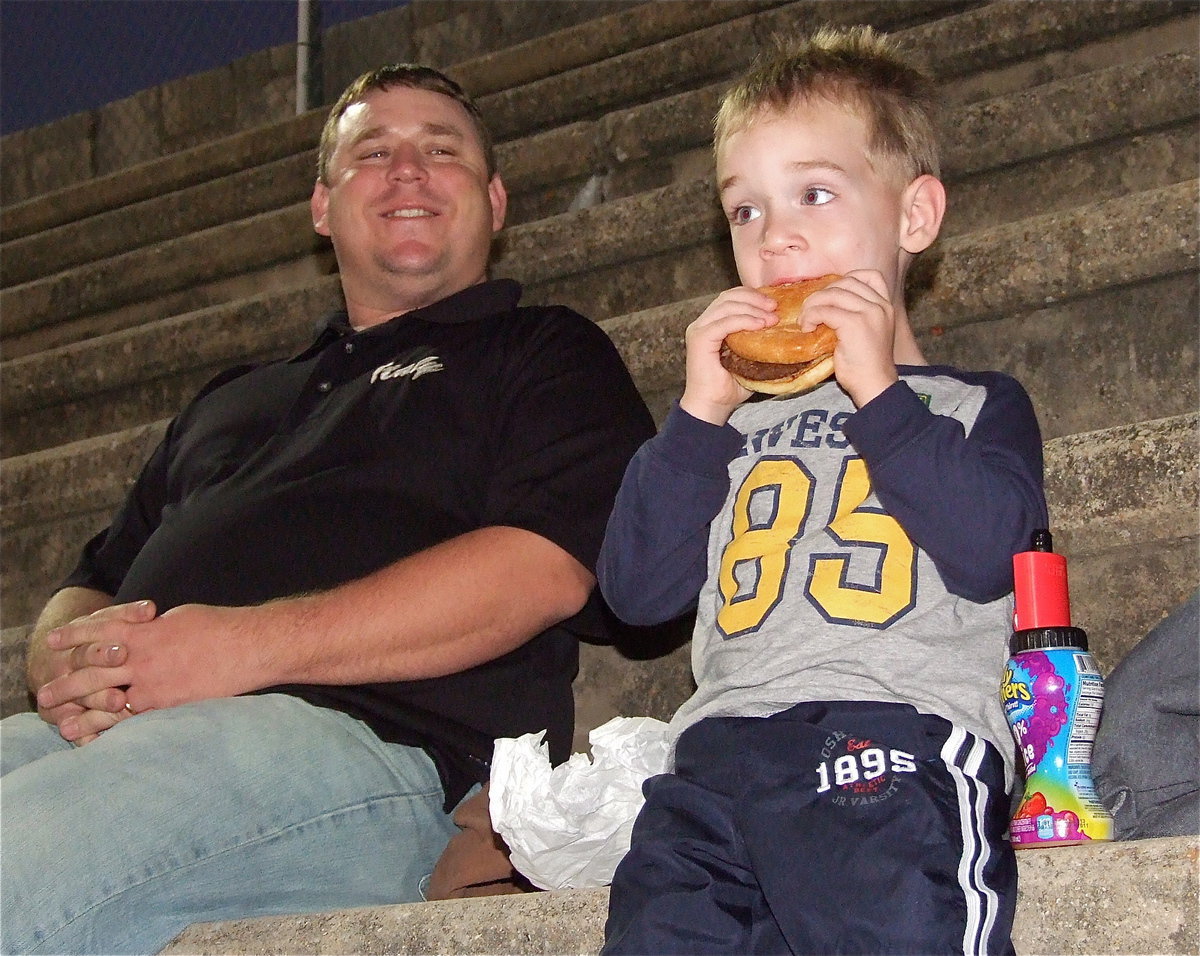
[1,694,463,955]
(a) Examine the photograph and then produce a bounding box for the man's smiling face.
[311,84,506,326]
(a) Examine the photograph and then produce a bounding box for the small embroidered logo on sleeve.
[371,356,444,384]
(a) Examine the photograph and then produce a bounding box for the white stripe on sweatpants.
[941,725,1002,955]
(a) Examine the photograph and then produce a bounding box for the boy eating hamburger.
[597,24,1048,954]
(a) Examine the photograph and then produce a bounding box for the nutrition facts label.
[1068,665,1104,764]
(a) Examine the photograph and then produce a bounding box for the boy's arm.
[844,374,1047,603]
[598,286,775,624]
[597,404,744,625]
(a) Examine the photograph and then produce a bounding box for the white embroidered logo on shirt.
[370,356,443,384]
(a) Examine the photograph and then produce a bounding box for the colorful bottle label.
[1001,647,1114,847]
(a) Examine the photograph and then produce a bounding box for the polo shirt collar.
[297,278,524,360]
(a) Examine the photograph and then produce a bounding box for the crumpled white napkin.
[489,716,671,890]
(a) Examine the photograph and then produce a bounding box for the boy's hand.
[680,287,778,425]
[799,270,899,408]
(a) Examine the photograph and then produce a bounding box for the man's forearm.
[248,525,594,687]
[67,526,596,715]
[26,586,115,693]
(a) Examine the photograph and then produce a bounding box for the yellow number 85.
[717,456,916,637]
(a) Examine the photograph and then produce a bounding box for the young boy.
[597,26,1048,955]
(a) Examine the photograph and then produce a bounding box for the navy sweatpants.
[603,701,1017,955]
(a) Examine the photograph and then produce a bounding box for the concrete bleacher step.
[0,1,790,302]
[0,0,645,239]
[162,835,1199,955]
[0,150,317,293]
[2,0,1185,249]
[3,165,1193,458]
[2,1,1192,360]
[0,110,324,245]
[0,0,795,288]
[507,4,1198,217]
[1,0,942,350]
[3,19,1195,406]
[472,0,963,142]
[0,1,776,244]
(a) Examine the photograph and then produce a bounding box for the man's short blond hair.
[714,25,940,182]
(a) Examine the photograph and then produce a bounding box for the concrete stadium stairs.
[1,2,1196,953]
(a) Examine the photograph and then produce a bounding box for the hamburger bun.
[721,274,841,395]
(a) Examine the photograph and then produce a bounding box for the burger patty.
[719,343,818,381]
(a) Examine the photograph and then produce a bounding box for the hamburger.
[720,274,841,395]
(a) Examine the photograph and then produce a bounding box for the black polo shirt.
[63,279,655,806]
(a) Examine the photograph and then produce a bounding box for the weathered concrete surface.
[4,173,1193,456]
[5,6,1192,297]
[9,1,739,286]
[923,272,1199,442]
[1,152,319,290]
[1012,836,1200,955]
[0,44,294,210]
[5,23,1193,370]
[0,109,325,242]
[1044,415,1199,552]
[450,0,787,99]
[0,0,628,212]
[2,278,343,456]
[1,203,324,340]
[163,835,1199,955]
[0,420,169,631]
[1067,538,1200,673]
[1,626,33,717]
[0,1,628,238]
[1041,413,1200,670]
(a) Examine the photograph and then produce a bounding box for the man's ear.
[311,180,331,237]
[488,174,508,233]
[899,174,946,255]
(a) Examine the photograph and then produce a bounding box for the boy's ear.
[899,174,946,255]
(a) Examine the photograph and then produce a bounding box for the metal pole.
[296,0,321,114]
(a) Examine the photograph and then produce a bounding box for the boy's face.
[717,99,912,296]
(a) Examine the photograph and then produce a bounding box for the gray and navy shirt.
[597,368,1047,783]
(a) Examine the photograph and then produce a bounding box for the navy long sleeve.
[597,403,742,625]
[843,370,1047,602]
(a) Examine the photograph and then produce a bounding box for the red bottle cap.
[1013,529,1073,631]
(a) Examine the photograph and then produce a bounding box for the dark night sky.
[0,0,407,136]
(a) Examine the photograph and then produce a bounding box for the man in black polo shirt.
[1,65,654,955]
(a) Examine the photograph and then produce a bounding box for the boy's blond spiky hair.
[714,25,940,182]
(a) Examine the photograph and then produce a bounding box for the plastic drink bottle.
[1001,529,1114,847]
